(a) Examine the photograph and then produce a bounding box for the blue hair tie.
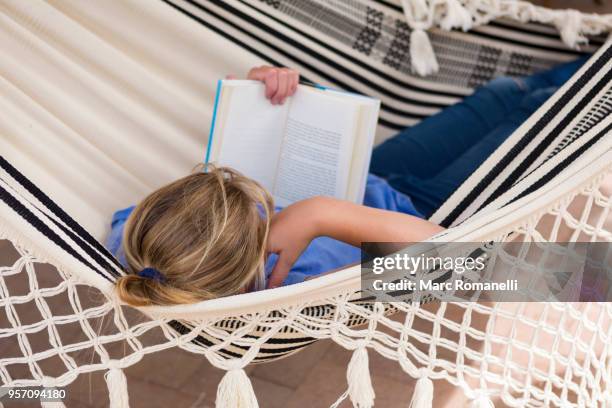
[138,267,166,283]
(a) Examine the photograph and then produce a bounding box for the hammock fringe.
[105,364,130,408]
[216,368,259,408]
[408,373,434,408]
[440,0,473,31]
[554,10,589,50]
[347,347,376,408]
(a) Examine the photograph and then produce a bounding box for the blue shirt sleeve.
[106,174,422,287]
[106,205,135,266]
[362,173,422,217]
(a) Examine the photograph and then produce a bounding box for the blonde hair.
[116,165,274,306]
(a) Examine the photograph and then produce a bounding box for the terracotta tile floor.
[2,1,611,407]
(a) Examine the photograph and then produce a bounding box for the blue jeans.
[370,58,587,218]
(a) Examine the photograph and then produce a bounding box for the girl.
[108,60,585,306]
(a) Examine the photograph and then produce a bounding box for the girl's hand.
[246,66,299,105]
[266,197,325,288]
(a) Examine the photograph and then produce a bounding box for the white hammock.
[1,0,611,407]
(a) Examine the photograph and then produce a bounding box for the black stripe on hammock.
[371,0,595,55]
[489,21,606,46]
[249,341,318,362]
[490,21,575,41]
[162,0,430,128]
[488,18,608,47]
[0,156,124,278]
[0,179,113,282]
[508,121,612,205]
[468,29,589,56]
[515,87,612,184]
[253,341,317,357]
[477,55,612,210]
[440,43,612,226]
[219,337,317,356]
[243,334,317,345]
[168,320,246,359]
[2,173,125,280]
[39,207,123,277]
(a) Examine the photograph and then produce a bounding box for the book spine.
[205,79,223,167]
[299,79,327,91]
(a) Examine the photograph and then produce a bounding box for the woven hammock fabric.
[1,0,612,407]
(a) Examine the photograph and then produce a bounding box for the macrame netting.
[1,0,611,407]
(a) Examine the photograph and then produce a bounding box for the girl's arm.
[266,196,444,288]
[311,196,443,246]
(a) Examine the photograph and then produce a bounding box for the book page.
[345,102,379,203]
[274,87,358,206]
[212,81,289,191]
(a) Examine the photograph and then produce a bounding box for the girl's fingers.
[246,66,299,103]
[267,253,292,289]
[264,70,279,100]
[288,70,299,96]
[283,69,298,98]
[273,70,290,104]
[247,66,266,81]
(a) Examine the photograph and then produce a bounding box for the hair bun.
[116,274,152,306]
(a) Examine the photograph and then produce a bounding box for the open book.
[206,80,380,207]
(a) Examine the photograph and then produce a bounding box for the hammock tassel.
[105,364,130,408]
[216,368,259,408]
[554,10,587,50]
[408,372,434,408]
[347,347,375,408]
[410,28,439,77]
[469,394,495,408]
[441,0,473,31]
